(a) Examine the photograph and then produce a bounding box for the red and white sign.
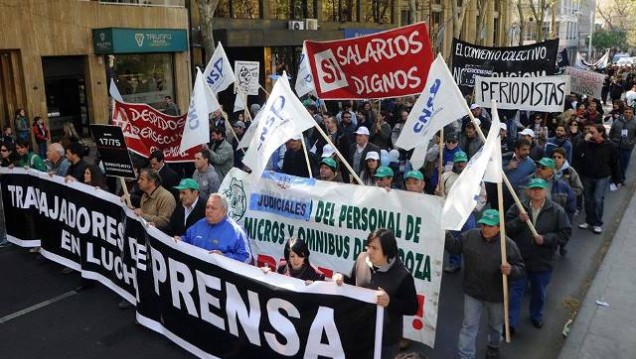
[112,101,200,162]
[305,23,434,99]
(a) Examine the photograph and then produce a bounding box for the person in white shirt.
[625,84,636,107]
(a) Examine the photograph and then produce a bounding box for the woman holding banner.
[262,237,326,283]
[333,228,418,359]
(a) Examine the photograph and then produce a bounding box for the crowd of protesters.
[2,62,636,359]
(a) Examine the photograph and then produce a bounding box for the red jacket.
[33,122,49,143]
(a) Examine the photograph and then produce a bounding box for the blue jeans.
[37,141,47,159]
[509,271,553,328]
[449,213,477,268]
[619,148,632,181]
[581,176,610,226]
[458,294,504,359]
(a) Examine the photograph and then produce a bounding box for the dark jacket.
[446,229,525,302]
[66,159,89,182]
[281,148,317,178]
[609,116,636,150]
[505,199,572,272]
[159,164,180,196]
[573,138,622,183]
[348,142,381,177]
[165,195,207,237]
[347,252,418,346]
[276,263,326,282]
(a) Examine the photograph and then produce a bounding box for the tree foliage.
[592,29,627,51]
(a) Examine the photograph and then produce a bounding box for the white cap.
[365,151,380,161]
[355,126,370,136]
[290,134,302,141]
[321,144,335,158]
[499,123,508,131]
[388,149,400,163]
[470,104,480,110]
[519,128,534,137]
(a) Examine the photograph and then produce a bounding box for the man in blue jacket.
[175,193,252,263]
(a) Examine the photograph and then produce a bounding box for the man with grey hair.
[175,193,252,263]
[133,168,176,231]
[46,142,70,176]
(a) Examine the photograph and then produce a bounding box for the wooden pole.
[301,136,313,179]
[311,123,364,185]
[467,109,539,236]
[119,177,132,208]
[437,127,444,195]
[497,180,511,343]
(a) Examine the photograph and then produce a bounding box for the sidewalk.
[559,186,636,359]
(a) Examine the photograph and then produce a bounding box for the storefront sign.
[305,23,434,99]
[93,28,187,54]
[451,38,559,95]
[90,125,136,179]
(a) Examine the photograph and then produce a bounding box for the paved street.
[1,156,634,359]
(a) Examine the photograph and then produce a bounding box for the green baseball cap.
[174,178,200,191]
[453,151,468,163]
[527,178,548,189]
[537,157,556,170]
[404,170,424,181]
[374,166,394,178]
[321,157,338,171]
[477,209,500,226]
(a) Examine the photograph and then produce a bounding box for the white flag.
[233,91,246,113]
[441,111,501,230]
[203,42,236,94]
[180,68,218,153]
[242,71,316,178]
[238,109,263,149]
[295,43,315,98]
[484,101,503,183]
[395,54,469,151]
[109,78,123,102]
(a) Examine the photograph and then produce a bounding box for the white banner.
[219,168,445,347]
[203,42,236,94]
[474,75,570,112]
[564,67,605,98]
[442,109,501,230]
[180,68,217,153]
[295,44,315,98]
[396,54,469,152]
[241,73,316,177]
[234,60,260,96]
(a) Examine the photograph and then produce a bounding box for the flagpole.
[311,123,364,185]
[498,180,511,343]
[437,127,444,195]
[301,136,314,179]
[466,109,538,236]
[259,84,271,97]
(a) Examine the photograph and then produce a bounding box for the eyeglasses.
[446,140,458,144]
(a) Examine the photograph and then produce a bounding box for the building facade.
[0,0,190,140]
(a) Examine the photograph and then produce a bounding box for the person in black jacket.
[165,178,207,237]
[281,135,317,178]
[150,150,179,199]
[506,178,572,333]
[64,142,89,182]
[262,237,326,283]
[574,124,623,234]
[446,209,525,359]
[333,228,418,359]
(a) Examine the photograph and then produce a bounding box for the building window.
[109,53,174,108]
[216,0,260,19]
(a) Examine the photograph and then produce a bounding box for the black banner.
[90,124,136,179]
[451,38,559,95]
[1,169,381,359]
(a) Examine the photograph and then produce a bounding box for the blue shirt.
[182,217,252,263]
